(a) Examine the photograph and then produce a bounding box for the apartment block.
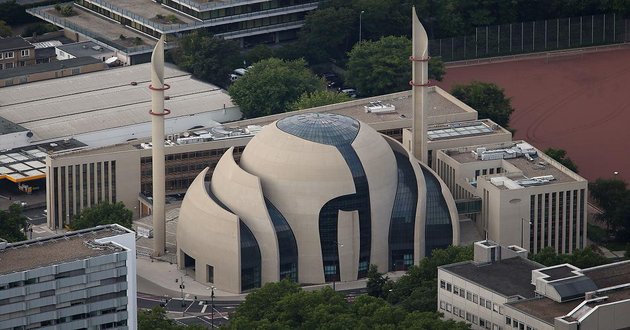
[0,37,36,70]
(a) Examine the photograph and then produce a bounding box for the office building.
[438,240,630,330]
[177,112,460,293]
[0,224,137,329]
[28,0,320,64]
[435,141,588,253]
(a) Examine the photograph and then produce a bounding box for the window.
[499,306,504,315]
[21,49,29,57]
[472,315,478,324]
[4,51,14,58]
[486,300,492,309]
[447,283,452,292]
[473,294,478,303]
[494,325,499,330]
[493,303,499,312]
[440,280,446,289]
[513,319,518,328]
[466,312,471,322]
[466,291,472,301]
[446,303,452,312]
[453,306,459,316]
[506,316,512,325]
[453,286,459,295]
[459,308,465,318]
[440,301,445,310]
[480,318,486,327]
[480,297,486,306]
[5,62,13,69]
[206,265,214,283]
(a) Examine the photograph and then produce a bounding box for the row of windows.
[505,316,537,330]
[439,300,503,330]
[475,167,502,179]
[140,147,241,164]
[163,0,317,20]
[440,280,503,314]
[528,189,584,254]
[1,51,14,59]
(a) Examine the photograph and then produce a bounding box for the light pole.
[332,241,343,291]
[359,10,365,44]
[520,218,531,249]
[176,276,185,307]
[211,286,215,328]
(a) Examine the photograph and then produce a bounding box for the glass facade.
[239,221,261,291]
[388,151,418,271]
[265,198,298,283]
[421,166,453,257]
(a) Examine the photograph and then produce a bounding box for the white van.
[229,68,248,82]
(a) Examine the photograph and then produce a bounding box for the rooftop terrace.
[0,225,128,275]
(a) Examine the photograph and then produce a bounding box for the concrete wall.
[1,62,107,87]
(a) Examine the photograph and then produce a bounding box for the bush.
[60,4,75,17]
[134,37,143,45]
[119,34,126,40]
[54,3,61,11]
[23,22,58,37]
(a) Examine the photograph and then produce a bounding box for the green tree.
[451,81,514,127]
[0,204,28,242]
[530,246,609,268]
[23,23,58,37]
[366,264,388,298]
[69,201,132,230]
[0,20,12,37]
[346,36,445,97]
[244,44,274,66]
[544,148,579,173]
[297,6,356,64]
[401,311,471,330]
[138,306,204,330]
[171,30,242,88]
[228,58,326,118]
[589,178,629,232]
[290,90,352,111]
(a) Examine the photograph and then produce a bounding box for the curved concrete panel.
[210,147,280,284]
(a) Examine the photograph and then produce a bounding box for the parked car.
[341,88,357,98]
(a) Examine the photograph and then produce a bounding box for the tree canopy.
[227,279,470,329]
[290,90,352,111]
[170,30,242,88]
[589,178,630,239]
[0,20,12,37]
[0,204,27,242]
[69,201,132,230]
[451,81,514,127]
[530,246,609,269]
[345,36,445,97]
[544,148,579,173]
[228,58,326,118]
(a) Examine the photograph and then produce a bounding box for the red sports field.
[437,47,630,183]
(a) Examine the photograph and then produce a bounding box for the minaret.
[411,8,429,164]
[149,35,170,257]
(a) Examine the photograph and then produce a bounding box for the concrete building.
[0,37,35,70]
[177,112,460,293]
[438,240,630,330]
[0,56,106,88]
[56,41,116,62]
[0,224,137,329]
[28,0,319,64]
[435,141,588,254]
[42,87,500,230]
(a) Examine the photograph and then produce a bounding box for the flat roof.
[0,56,103,80]
[507,297,582,325]
[0,139,85,182]
[541,265,579,281]
[0,37,32,52]
[581,261,630,288]
[446,141,580,185]
[0,63,234,142]
[441,257,541,299]
[0,116,26,134]
[107,0,194,26]
[0,226,128,275]
[56,41,115,58]
[49,86,474,157]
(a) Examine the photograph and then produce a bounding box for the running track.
[437,48,630,183]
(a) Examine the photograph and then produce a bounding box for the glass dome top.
[276,113,360,146]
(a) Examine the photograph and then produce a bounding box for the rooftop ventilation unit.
[364,101,396,114]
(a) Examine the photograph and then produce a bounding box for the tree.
[138,306,204,330]
[244,44,274,66]
[0,204,28,242]
[171,30,242,88]
[0,20,12,37]
[366,264,388,298]
[23,23,58,38]
[544,148,579,173]
[297,7,356,64]
[530,246,609,268]
[69,201,132,230]
[228,58,326,118]
[290,90,352,111]
[346,36,445,97]
[589,178,629,232]
[451,81,514,127]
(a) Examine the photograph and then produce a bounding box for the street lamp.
[359,10,365,44]
[211,286,215,328]
[176,276,185,307]
[520,218,532,249]
[332,241,343,291]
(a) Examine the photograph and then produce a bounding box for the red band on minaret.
[409,56,431,62]
[409,80,433,87]
[148,83,171,91]
[149,109,171,116]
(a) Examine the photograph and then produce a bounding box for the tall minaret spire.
[411,7,429,164]
[149,35,169,257]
